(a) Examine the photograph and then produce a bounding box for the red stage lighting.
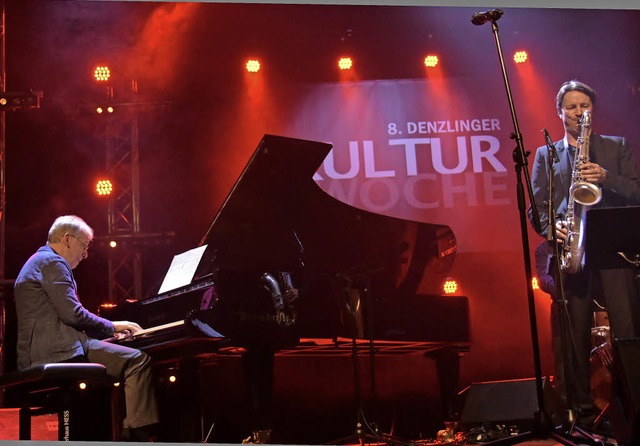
[423,55,439,68]
[96,106,114,114]
[513,51,528,64]
[94,66,111,82]
[338,57,353,70]
[96,179,113,196]
[532,276,540,290]
[246,59,261,73]
[443,278,458,294]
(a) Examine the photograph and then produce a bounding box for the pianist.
[13,215,160,441]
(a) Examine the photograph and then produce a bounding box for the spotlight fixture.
[424,55,439,68]
[96,179,114,196]
[442,278,458,295]
[167,367,179,384]
[338,57,353,70]
[532,277,540,290]
[246,59,261,73]
[513,50,528,64]
[96,106,115,114]
[94,65,111,82]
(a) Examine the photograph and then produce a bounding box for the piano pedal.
[242,429,273,444]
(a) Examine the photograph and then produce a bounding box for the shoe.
[121,424,159,442]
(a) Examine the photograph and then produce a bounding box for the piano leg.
[242,349,275,442]
[429,348,462,422]
[156,358,206,442]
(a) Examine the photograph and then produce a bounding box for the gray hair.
[47,215,94,243]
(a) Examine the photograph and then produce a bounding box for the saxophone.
[560,109,602,273]
[260,272,297,326]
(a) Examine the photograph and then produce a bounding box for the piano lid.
[196,134,333,273]
[195,133,456,298]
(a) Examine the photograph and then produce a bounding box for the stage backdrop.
[286,77,519,254]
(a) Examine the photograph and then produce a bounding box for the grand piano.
[101,134,470,441]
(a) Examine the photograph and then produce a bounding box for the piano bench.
[0,363,117,441]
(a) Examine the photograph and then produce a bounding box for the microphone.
[471,9,504,26]
[542,128,559,163]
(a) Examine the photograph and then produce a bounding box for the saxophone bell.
[568,111,603,206]
[570,180,603,206]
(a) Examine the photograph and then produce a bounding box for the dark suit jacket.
[529,133,640,237]
[14,245,114,370]
[534,240,556,298]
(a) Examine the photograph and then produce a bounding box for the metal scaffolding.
[95,81,173,304]
[103,91,144,303]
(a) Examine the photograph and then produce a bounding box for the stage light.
[109,240,118,248]
[96,179,113,196]
[97,106,115,114]
[338,57,353,70]
[94,66,111,82]
[443,278,458,294]
[167,367,179,384]
[78,382,87,390]
[424,55,439,68]
[532,277,540,290]
[513,51,528,64]
[246,59,261,73]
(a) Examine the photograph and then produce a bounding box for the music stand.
[584,205,640,342]
[585,206,640,271]
[585,206,640,444]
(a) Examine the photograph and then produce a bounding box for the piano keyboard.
[133,320,185,337]
[103,320,185,344]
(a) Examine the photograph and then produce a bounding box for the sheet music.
[157,245,208,294]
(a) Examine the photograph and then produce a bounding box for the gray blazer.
[14,245,114,370]
[529,133,640,237]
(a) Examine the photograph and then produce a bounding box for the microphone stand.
[543,134,602,444]
[470,11,592,446]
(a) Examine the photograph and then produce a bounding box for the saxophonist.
[528,79,640,435]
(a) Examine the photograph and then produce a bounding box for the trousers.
[85,338,159,429]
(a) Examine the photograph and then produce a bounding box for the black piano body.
[101,134,470,440]
[103,134,468,348]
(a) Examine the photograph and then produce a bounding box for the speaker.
[460,377,564,428]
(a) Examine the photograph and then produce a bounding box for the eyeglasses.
[69,233,90,252]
